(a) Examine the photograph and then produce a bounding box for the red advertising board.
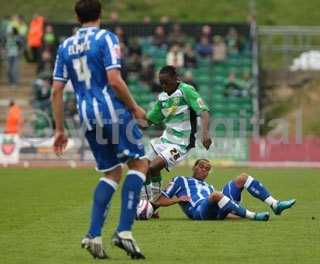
[250,137,320,161]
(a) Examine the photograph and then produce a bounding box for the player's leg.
[202,192,269,221]
[112,157,148,259]
[82,127,122,259]
[111,112,148,259]
[236,173,296,215]
[142,145,165,201]
[148,144,188,201]
[148,156,166,201]
[222,179,243,204]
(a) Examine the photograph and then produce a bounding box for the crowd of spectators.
[0,14,254,135]
[116,23,252,96]
[0,14,57,87]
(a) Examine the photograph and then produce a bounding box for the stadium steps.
[0,62,37,127]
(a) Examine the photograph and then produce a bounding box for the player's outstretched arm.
[153,195,190,207]
[52,80,68,156]
[107,69,146,121]
[200,111,212,150]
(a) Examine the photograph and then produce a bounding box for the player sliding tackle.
[141,66,212,205]
[151,159,296,221]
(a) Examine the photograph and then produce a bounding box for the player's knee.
[128,158,149,175]
[209,191,224,202]
[234,173,248,188]
[103,165,122,183]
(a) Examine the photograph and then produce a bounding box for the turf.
[0,166,319,264]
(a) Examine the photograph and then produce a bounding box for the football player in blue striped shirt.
[51,0,148,259]
[153,159,295,220]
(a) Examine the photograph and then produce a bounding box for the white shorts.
[146,139,189,170]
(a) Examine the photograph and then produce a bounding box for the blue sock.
[218,196,247,218]
[244,176,270,201]
[88,178,117,237]
[117,170,145,232]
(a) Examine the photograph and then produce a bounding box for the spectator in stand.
[166,44,184,69]
[27,14,45,63]
[143,16,151,25]
[200,24,212,40]
[140,54,155,85]
[17,15,28,38]
[8,15,28,40]
[160,16,170,24]
[6,27,23,87]
[4,100,23,135]
[115,26,128,46]
[212,35,227,63]
[128,37,142,56]
[240,70,254,96]
[168,23,186,46]
[195,36,212,58]
[183,70,197,90]
[109,11,119,23]
[43,24,56,53]
[37,24,56,74]
[152,26,167,49]
[226,27,240,55]
[37,47,54,74]
[224,71,247,97]
[150,70,162,94]
[0,16,10,49]
[184,44,197,68]
[127,52,142,74]
[31,72,51,110]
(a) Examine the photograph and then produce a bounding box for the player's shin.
[150,174,162,201]
[88,178,118,237]
[218,196,247,218]
[117,170,145,232]
[244,176,277,205]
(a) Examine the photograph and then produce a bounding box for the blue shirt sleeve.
[53,44,68,83]
[161,177,182,198]
[102,32,121,71]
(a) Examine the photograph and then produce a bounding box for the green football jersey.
[146,82,209,151]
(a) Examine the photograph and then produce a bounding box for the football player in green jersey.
[141,66,212,204]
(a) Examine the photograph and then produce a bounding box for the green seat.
[212,84,225,93]
[194,74,210,84]
[212,93,225,102]
[152,48,167,58]
[198,58,211,67]
[129,84,141,93]
[154,58,166,68]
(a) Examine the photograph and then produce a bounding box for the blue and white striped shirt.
[53,26,123,130]
[162,176,215,218]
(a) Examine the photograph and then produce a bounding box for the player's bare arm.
[200,110,212,150]
[153,194,191,207]
[51,80,68,156]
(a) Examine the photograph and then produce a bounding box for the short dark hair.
[194,159,210,166]
[75,0,102,24]
[159,65,178,77]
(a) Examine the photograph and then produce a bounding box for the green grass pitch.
[0,166,319,264]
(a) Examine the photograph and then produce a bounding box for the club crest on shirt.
[113,44,121,59]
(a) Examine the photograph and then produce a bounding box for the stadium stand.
[0,18,255,139]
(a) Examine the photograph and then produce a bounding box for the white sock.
[264,196,278,208]
[244,176,254,189]
[245,210,255,219]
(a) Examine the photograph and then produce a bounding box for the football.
[136,199,154,220]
